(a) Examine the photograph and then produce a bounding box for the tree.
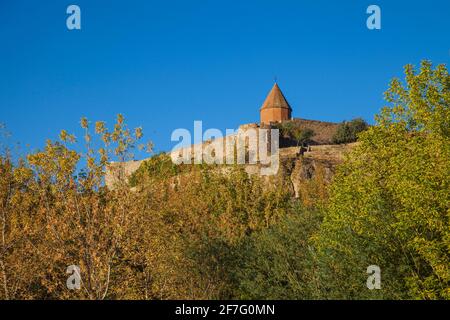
[0,115,152,299]
[231,206,322,299]
[332,118,368,144]
[316,61,450,299]
[292,127,314,147]
[274,121,315,147]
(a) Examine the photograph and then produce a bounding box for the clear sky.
[0,0,449,156]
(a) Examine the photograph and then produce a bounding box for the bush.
[332,118,368,144]
[230,206,322,299]
[274,121,315,146]
[128,152,181,186]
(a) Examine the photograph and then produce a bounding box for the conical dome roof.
[260,83,292,111]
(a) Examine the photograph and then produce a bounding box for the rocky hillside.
[243,143,358,205]
[106,141,358,207]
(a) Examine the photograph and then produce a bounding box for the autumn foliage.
[0,61,448,300]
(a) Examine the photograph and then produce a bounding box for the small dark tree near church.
[292,127,314,147]
[332,118,368,144]
[275,121,315,147]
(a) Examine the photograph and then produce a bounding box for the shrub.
[332,118,368,144]
[230,206,323,299]
[274,121,315,146]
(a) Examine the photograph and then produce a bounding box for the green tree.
[274,121,315,146]
[316,61,450,299]
[332,118,368,144]
[231,206,322,299]
[292,127,314,147]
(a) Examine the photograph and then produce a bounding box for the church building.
[260,83,292,125]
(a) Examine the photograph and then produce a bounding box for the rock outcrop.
[106,142,358,206]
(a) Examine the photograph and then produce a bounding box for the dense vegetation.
[0,61,448,299]
[332,118,369,144]
[274,121,315,147]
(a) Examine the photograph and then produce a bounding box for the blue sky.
[0,0,448,156]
